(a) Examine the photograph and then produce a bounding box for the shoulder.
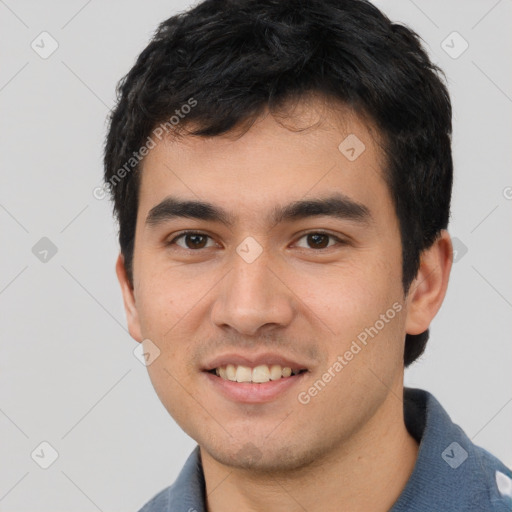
[472,443,512,511]
[136,445,205,512]
[137,485,172,512]
[395,388,512,511]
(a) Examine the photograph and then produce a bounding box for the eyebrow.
[145,193,372,229]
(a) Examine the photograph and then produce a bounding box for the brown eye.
[169,232,215,250]
[307,233,330,249]
[295,232,340,250]
[184,234,208,249]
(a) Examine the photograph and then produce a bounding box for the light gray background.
[0,0,511,510]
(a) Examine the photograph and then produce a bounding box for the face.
[118,99,413,472]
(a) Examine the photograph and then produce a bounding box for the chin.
[201,437,322,475]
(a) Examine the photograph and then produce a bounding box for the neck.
[201,386,419,512]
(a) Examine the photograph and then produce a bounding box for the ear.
[405,230,453,335]
[115,253,143,342]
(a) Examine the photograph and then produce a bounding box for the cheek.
[298,261,395,330]
[135,263,212,338]
[137,270,206,426]
[297,257,405,370]
[145,358,200,434]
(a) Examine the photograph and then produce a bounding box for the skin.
[116,97,453,511]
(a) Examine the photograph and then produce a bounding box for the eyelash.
[166,230,346,251]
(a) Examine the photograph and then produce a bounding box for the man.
[103,0,512,510]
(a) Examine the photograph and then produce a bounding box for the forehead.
[137,100,392,227]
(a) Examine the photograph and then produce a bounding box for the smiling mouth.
[206,364,308,384]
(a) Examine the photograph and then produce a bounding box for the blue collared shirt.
[138,388,512,511]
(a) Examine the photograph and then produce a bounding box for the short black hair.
[103,0,452,367]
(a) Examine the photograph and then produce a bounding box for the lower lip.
[203,371,308,404]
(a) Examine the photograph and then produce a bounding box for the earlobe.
[115,253,143,342]
[405,230,453,336]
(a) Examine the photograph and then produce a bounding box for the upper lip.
[202,352,310,372]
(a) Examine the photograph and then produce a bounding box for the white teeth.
[226,364,236,381]
[269,364,282,381]
[252,365,270,383]
[281,367,292,378]
[235,365,252,382]
[213,364,303,383]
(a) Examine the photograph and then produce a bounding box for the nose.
[211,249,295,337]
